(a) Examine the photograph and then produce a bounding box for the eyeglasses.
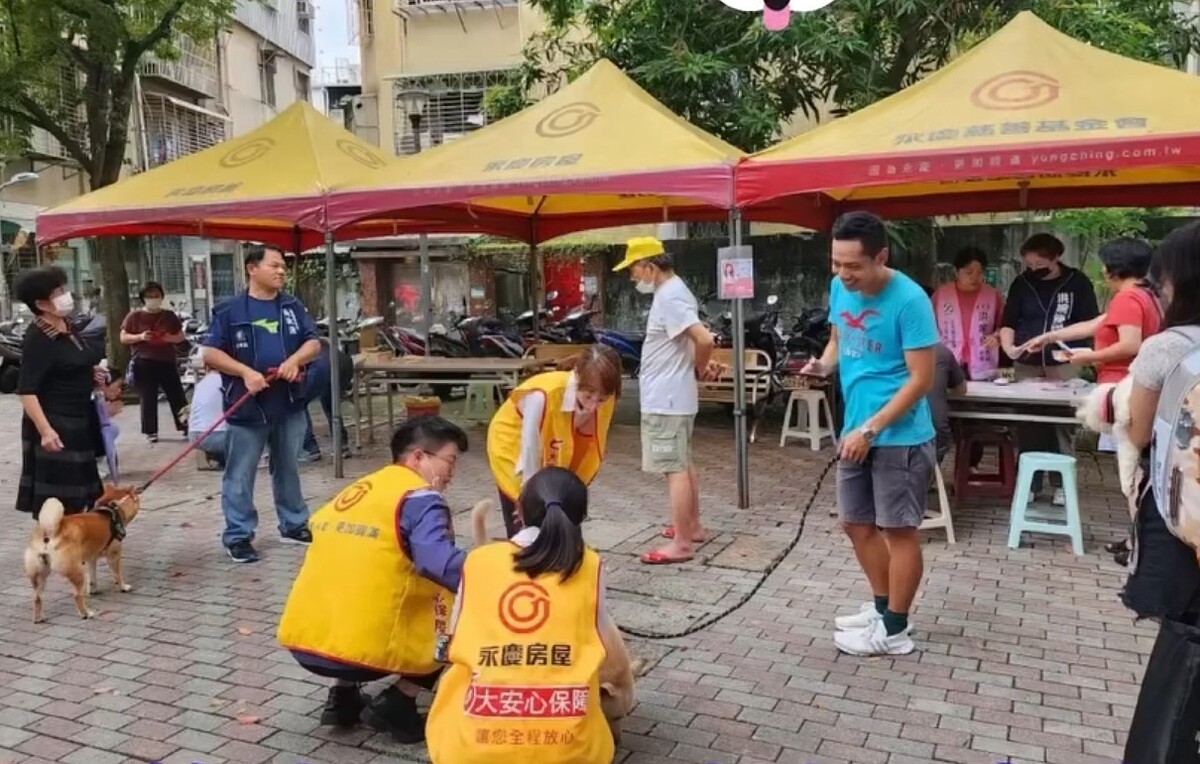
[425,451,458,470]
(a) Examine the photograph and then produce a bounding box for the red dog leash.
[136,369,282,494]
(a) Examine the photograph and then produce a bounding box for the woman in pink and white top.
[932,247,1004,381]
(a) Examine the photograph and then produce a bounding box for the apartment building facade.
[0,0,316,318]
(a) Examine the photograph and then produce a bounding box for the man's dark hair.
[643,252,674,272]
[832,211,888,257]
[139,281,165,301]
[244,244,285,271]
[1020,233,1065,259]
[1098,237,1153,281]
[952,246,987,271]
[1154,221,1200,328]
[390,415,469,461]
[14,266,68,314]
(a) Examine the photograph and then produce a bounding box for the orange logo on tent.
[498,581,551,633]
[334,479,372,512]
[971,71,1060,111]
[337,139,386,170]
[536,102,600,138]
[219,137,276,168]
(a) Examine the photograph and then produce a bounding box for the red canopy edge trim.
[737,132,1200,206]
[326,163,737,228]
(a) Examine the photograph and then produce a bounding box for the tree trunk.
[95,237,130,373]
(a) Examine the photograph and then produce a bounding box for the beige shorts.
[640,414,695,474]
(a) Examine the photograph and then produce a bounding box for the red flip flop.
[640,549,694,565]
[661,526,708,542]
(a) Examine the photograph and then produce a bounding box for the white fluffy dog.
[1077,377,1141,520]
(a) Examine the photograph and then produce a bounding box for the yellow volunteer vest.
[277,464,453,676]
[426,543,613,764]
[487,371,615,500]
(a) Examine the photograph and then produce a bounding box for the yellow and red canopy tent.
[33,101,505,249]
[737,11,1200,227]
[326,59,745,241]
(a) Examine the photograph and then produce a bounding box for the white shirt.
[640,275,701,415]
[188,372,228,438]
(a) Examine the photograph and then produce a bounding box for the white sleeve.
[514,392,545,483]
[664,294,701,340]
[448,579,463,634]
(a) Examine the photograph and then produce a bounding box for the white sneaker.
[1052,488,1066,506]
[834,619,915,657]
[834,602,882,631]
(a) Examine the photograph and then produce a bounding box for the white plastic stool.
[920,463,956,544]
[779,388,836,451]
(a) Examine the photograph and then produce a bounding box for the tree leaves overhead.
[490,0,1200,151]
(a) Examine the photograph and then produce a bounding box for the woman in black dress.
[15,266,109,518]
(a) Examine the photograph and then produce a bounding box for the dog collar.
[1103,386,1117,426]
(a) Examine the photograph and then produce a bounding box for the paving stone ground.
[0,389,1149,764]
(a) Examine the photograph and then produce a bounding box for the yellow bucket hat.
[612,236,665,272]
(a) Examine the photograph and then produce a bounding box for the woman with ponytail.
[427,467,627,764]
[487,344,622,537]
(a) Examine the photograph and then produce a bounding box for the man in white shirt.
[188,365,228,469]
[613,237,717,565]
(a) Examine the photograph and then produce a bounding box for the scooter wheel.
[0,365,18,394]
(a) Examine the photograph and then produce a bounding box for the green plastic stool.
[463,382,500,422]
[1007,452,1083,555]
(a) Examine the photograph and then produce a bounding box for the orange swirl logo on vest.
[498,581,552,634]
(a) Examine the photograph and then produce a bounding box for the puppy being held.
[1076,376,1139,519]
[24,484,141,623]
[469,498,645,746]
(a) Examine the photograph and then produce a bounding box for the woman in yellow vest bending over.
[487,344,622,537]
[427,466,621,763]
[277,415,469,744]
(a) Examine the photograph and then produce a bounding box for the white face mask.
[635,279,656,295]
[144,298,163,311]
[51,293,74,317]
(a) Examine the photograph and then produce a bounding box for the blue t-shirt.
[830,271,939,446]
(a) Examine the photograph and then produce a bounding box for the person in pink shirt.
[932,247,1004,381]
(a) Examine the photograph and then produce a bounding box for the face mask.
[51,293,75,317]
[144,298,163,311]
[1028,266,1052,280]
[635,279,656,295]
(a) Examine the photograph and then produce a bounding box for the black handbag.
[1124,616,1200,764]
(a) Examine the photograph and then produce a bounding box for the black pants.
[291,650,442,687]
[1122,479,1200,623]
[134,358,187,437]
[499,489,519,538]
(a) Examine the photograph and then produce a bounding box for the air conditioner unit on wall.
[297,0,312,18]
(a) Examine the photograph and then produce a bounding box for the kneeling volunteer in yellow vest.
[277,415,468,743]
[487,344,621,538]
[427,466,618,764]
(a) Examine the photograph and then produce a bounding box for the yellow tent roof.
[738,11,1200,226]
[38,101,399,247]
[327,59,745,242]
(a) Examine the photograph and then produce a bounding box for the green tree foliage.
[0,0,237,366]
[490,0,1200,151]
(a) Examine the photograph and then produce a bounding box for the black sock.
[873,595,888,616]
[883,609,909,636]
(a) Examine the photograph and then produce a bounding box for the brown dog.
[469,499,645,744]
[24,484,141,623]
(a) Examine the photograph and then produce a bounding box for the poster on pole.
[717,245,754,300]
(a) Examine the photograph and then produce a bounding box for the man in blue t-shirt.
[803,211,938,658]
[202,246,321,563]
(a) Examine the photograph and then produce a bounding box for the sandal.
[661,526,708,543]
[640,549,694,565]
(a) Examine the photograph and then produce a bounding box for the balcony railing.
[393,0,517,15]
[391,69,511,155]
[141,93,229,169]
[138,36,220,98]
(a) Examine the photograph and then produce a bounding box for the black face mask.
[1028,267,1053,280]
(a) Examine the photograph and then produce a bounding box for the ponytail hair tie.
[545,500,563,513]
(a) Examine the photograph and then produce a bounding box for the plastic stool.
[954,426,1016,499]
[779,388,837,451]
[920,462,956,544]
[1007,452,1083,555]
[463,382,500,422]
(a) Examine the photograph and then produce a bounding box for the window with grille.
[297,0,312,34]
[392,69,511,155]
[151,236,186,294]
[141,93,228,168]
[259,49,278,107]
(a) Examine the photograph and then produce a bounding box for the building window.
[296,0,312,34]
[296,70,311,102]
[392,69,511,155]
[150,236,186,294]
[361,0,374,37]
[259,49,277,108]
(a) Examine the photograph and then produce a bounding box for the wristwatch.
[858,425,878,443]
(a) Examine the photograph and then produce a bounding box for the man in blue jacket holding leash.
[202,245,321,563]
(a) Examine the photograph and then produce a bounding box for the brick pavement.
[0,392,1151,764]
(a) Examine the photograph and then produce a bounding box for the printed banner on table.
[717,245,754,300]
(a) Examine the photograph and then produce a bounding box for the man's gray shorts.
[837,440,936,529]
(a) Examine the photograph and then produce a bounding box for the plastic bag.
[1124,616,1200,763]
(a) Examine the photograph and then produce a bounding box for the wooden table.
[350,355,546,445]
[948,379,1093,426]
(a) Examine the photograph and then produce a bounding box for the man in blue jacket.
[202,245,322,563]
